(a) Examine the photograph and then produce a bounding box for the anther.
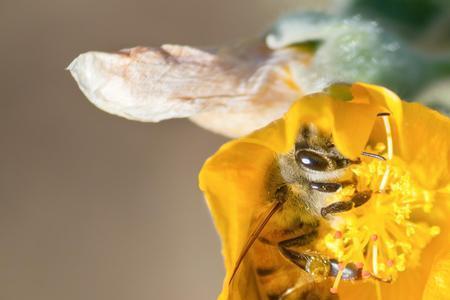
[334,231,343,239]
[330,287,338,294]
[386,259,394,267]
[377,112,391,116]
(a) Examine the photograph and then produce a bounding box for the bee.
[229,123,383,300]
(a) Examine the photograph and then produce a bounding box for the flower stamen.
[379,114,393,192]
[330,263,346,294]
[372,235,379,276]
[317,111,440,287]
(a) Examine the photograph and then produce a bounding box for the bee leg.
[321,191,373,217]
[329,260,363,280]
[278,232,364,282]
[280,247,364,282]
[278,246,313,270]
[278,230,323,273]
[351,190,372,207]
[320,201,353,217]
[310,182,342,193]
[278,245,331,280]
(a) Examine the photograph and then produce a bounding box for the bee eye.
[296,150,331,171]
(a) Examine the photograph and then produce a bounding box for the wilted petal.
[69,42,307,137]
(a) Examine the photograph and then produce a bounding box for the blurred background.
[1,0,449,300]
[0,1,328,300]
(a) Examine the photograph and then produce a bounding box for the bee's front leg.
[320,191,372,217]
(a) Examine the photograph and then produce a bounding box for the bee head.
[294,124,355,180]
[273,123,358,217]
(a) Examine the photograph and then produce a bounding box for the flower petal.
[243,92,380,160]
[199,141,275,300]
[423,249,450,300]
[69,42,306,137]
[399,102,450,189]
[330,99,379,159]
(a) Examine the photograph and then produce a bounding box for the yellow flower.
[199,83,450,300]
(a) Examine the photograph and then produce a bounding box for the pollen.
[318,116,440,285]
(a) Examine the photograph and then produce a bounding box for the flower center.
[324,157,439,277]
[317,115,440,294]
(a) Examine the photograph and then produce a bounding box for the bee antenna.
[361,152,386,161]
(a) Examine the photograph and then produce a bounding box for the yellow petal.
[351,82,404,154]
[330,99,379,159]
[243,93,379,160]
[199,141,275,300]
[351,82,403,126]
[400,102,450,189]
[423,249,450,299]
[242,94,334,154]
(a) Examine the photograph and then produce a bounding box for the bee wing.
[68,41,305,137]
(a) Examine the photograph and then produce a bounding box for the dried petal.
[68,42,307,137]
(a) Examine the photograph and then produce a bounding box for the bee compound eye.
[296,150,331,172]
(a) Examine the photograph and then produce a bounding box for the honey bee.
[229,123,384,300]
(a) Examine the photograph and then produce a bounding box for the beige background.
[0,1,328,299]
